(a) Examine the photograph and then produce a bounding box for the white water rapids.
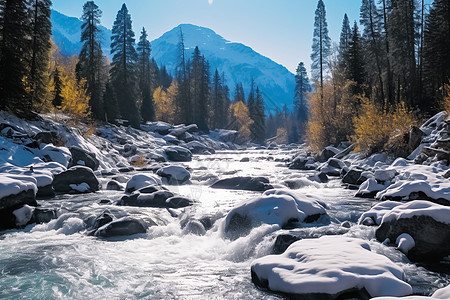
[0,149,448,299]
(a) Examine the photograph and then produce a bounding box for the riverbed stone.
[94,217,149,238]
[68,146,100,170]
[164,146,192,162]
[210,176,273,191]
[52,166,100,194]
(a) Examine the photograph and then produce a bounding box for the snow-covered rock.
[52,166,99,194]
[358,201,404,226]
[372,284,450,299]
[124,174,162,193]
[41,144,71,167]
[119,190,191,208]
[0,174,37,203]
[223,189,326,239]
[356,178,389,198]
[251,236,412,298]
[12,204,35,226]
[375,200,450,261]
[156,165,191,184]
[395,233,415,255]
[68,146,99,170]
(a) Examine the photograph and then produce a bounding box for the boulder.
[156,165,191,185]
[52,166,100,194]
[68,146,100,170]
[41,144,71,167]
[165,196,194,208]
[106,180,123,191]
[182,220,206,235]
[186,141,213,154]
[240,157,250,162]
[408,126,425,153]
[319,146,339,162]
[210,176,273,191]
[119,190,175,208]
[125,174,162,193]
[251,236,412,299]
[342,168,364,185]
[34,131,61,145]
[164,146,192,162]
[94,217,149,237]
[288,156,316,170]
[224,189,327,239]
[32,208,58,224]
[375,201,450,262]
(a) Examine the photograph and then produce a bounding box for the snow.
[251,236,412,297]
[40,144,71,167]
[356,178,389,197]
[12,204,35,226]
[0,174,37,199]
[125,174,163,192]
[375,169,397,182]
[224,188,326,230]
[381,200,450,225]
[396,233,415,254]
[358,201,404,225]
[371,284,450,299]
[69,182,91,193]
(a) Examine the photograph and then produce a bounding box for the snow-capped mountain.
[51,9,111,57]
[51,10,295,113]
[152,24,295,113]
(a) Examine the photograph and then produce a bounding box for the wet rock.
[99,199,113,205]
[0,189,37,211]
[376,214,450,262]
[156,165,191,185]
[52,166,100,194]
[32,208,58,224]
[273,234,301,254]
[240,157,250,162]
[408,126,425,153]
[341,221,352,228]
[118,166,135,173]
[182,220,206,235]
[68,146,100,170]
[164,146,192,162]
[165,196,194,208]
[288,156,316,170]
[186,141,214,154]
[91,212,114,232]
[119,190,174,208]
[94,217,149,238]
[210,176,273,191]
[361,217,376,226]
[36,184,55,198]
[125,174,162,193]
[342,168,364,185]
[106,180,123,191]
[317,172,329,183]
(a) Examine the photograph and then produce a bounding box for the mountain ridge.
[50,10,295,113]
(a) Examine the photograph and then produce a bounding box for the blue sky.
[52,0,363,74]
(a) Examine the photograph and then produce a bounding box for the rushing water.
[0,148,449,299]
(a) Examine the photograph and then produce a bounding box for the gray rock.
[52,166,100,194]
[94,217,149,238]
[182,220,206,235]
[376,215,450,262]
[106,180,123,191]
[210,176,273,191]
[32,208,58,224]
[408,126,425,153]
[342,169,364,185]
[164,146,192,162]
[119,190,174,208]
[69,146,100,170]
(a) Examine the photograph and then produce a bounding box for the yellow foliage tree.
[230,101,253,142]
[352,98,417,155]
[153,82,176,123]
[306,80,357,152]
[443,84,450,115]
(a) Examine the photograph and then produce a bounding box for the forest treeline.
[300,0,449,154]
[0,0,448,148]
[0,1,267,143]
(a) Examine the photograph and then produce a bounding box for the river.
[0,148,448,299]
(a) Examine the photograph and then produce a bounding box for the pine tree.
[110,4,140,127]
[0,0,31,113]
[103,81,119,123]
[254,86,266,144]
[345,22,366,95]
[233,82,245,103]
[311,0,331,96]
[77,0,104,120]
[360,0,385,104]
[294,62,311,123]
[339,13,351,58]
[423,0,449,112]
[52,66,63,108]
[189,46,210,131]
[175,28,191,124]
[247,79,257,141]
[387,0,417,107]
[211,68,226,129]
[28,0,52,106]
[137,27,155,123]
